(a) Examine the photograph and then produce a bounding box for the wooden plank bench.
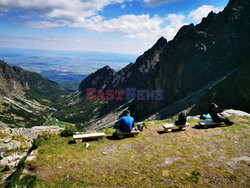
[197,121,221,129]
[163,123,189,132]
[73,133,106,143]
[114,129,140,139]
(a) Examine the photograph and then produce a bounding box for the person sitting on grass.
[208,103,234,125]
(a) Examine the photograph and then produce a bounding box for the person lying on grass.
[208,103,234,125]
[200,114,212,119]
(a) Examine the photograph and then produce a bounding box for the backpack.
[175,112,187,125]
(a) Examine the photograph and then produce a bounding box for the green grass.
[20,116,250,187]
[44,118,73,128]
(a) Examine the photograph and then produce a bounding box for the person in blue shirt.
[200,114,212,119]
[120,110,135,132]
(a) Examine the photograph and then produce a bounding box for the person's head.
[200,114,205,119]
[210,102,218,109]
[124,109,130,116]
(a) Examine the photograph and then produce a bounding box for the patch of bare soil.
[28,164,55,179]
[233,118,248,123]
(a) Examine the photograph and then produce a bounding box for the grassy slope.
[52,99,109,129]
[25,116,249,187]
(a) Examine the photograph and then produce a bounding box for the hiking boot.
[227,121,234,126]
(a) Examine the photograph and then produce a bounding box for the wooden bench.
[73,133,106,143]
[163,123,189,132]
[114,129,140,139]
[197,121,221,128]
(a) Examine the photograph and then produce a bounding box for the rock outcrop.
[0,125,63,183]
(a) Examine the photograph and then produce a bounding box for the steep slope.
[0,60,69,127]
[109,37,168,89]
[130,0,250,120]
[192,58,250,114]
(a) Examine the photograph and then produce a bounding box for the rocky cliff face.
[109,37,168,89]
[78,37,168,94]
[130,0,250,120]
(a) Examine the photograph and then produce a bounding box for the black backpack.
[175,112,187,125]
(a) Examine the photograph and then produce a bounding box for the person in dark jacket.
[208,103,234,125]
[175,112,187,125]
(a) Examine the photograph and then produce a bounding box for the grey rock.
[7,161,18,169]
[0,126,64,142]
[0,152,27,167]
[22,169,29,174]
[0,171,14,183]
[26,156,36,161]
[4,138,12,143]
[0,144,9,152]
[221,109,250,117]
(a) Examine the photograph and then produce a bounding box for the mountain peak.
[96,65,115,74]
[78,65,116,95]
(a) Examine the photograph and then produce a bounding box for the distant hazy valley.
[40,70,87,91]
[0,49,137,90]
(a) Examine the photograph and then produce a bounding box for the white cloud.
[26,21,69,28]
[72,14,164,38]
[2,1,223,43]
[144,0,182,6]
[28,13,186,41]
[0,0,187,41]
[0,0,131,20]
[188,5,223,23]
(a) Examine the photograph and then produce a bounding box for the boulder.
[221,109,250,117]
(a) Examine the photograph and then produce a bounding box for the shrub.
[19,175,37,188]
[60,125,77,137]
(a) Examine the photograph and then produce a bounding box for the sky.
[0,0,229,55]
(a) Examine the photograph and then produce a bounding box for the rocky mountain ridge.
[131,0,249,120]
